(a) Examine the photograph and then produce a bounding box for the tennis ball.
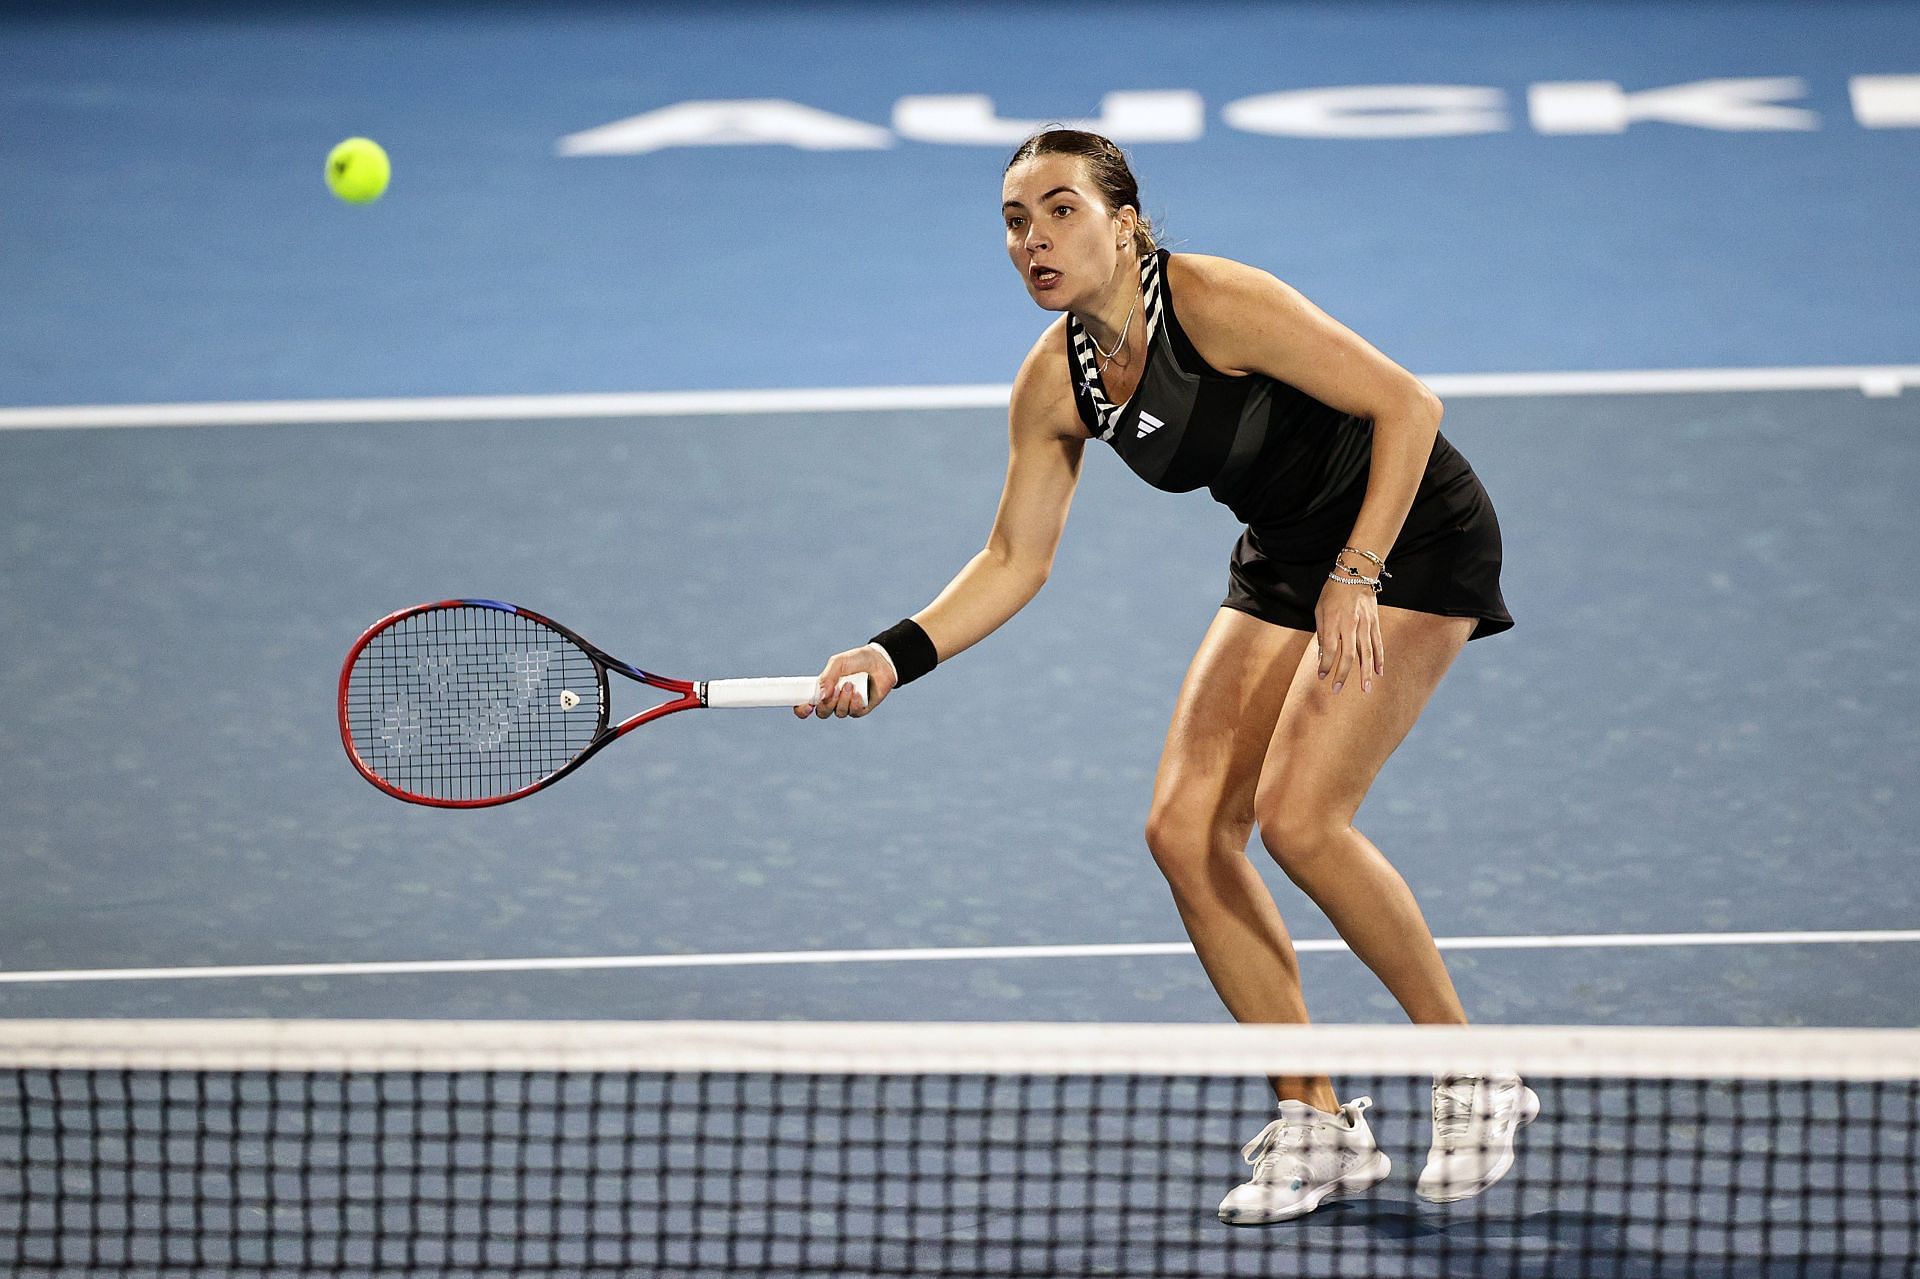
[326,137,390,204]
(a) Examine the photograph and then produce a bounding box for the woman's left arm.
[1168,253,1444,696]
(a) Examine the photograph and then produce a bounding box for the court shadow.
[1274,1195,1897,1279]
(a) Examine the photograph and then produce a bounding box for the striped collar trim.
[1069,253,1163,443]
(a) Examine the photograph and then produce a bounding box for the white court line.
[0,364,1914,430]
[0,929,1914,986]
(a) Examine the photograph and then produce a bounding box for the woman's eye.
[1054,205,1073,217]
[1006,217,1023,230]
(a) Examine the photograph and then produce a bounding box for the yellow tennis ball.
[326,137,390,204]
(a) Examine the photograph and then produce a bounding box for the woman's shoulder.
[1011,315,1087,440]
[1165,251,1285,306]
[1012,314,1072,386]
[1163,251,1299,380]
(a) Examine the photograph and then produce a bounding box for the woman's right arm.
[802,321,1087,718]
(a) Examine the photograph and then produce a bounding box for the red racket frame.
[338,598,704,808]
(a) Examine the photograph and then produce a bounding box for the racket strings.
[345,606,602,802]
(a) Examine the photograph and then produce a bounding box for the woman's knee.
[1253,786,1350,883]
[1144,801,1249,889]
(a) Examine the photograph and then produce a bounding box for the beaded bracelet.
[1327,568,1385,592]
[1330,546,1392,594]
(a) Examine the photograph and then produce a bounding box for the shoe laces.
[1432,1076,1482,1150]
[1241,1116,1313,1185]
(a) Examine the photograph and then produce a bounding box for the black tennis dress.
[1067,250,1513,641]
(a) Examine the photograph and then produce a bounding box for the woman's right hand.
[795,643,898,720]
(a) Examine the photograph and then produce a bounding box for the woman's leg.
[1144,608,1332,1109]
[1254,606,1478,1028]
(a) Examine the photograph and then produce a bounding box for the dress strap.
[1068,253,1161,443]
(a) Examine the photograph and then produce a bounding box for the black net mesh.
[3,1023,1916,1277]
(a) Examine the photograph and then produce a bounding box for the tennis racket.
[338,599,866,808]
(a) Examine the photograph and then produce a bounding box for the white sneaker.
[1217,1097,1392,1225]
[1415,1073,1540,1203]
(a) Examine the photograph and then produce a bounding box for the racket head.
[338,599,612,807]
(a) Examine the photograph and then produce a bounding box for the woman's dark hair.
[1004,129,1157,258]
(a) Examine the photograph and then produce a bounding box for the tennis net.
[3,1018,1916,1277]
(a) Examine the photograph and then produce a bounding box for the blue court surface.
[6,0,1917,1025]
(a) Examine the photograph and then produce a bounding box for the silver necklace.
[1088,291,1139,371]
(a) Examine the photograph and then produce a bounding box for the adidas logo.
[1136,411,1164,438]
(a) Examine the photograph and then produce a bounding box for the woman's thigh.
[1255,606,1476,846]
[1147,608,1315,845]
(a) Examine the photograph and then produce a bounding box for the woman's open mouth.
[1030,264,1062,290]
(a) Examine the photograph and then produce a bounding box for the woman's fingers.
[796,661,846,717]
[1323,624,1372,694]
[1371,612,1385,685]
[1318,598,1386,695]
[812,672,854,719]
[814,676,867,719]
[795,653,881,719]
[1320,632,1351,694]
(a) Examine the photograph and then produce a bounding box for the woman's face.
[1002,153,1130,312]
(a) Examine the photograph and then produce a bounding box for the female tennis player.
[800,129,1533,1223]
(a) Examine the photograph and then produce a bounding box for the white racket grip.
[702,673,869,709]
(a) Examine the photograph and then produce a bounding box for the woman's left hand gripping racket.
[338,599,866,807]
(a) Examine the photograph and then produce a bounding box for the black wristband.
[870,618,939,687]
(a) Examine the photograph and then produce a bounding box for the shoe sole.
[1415,1085,1541,1204]
[1218,1150,1393,1225]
